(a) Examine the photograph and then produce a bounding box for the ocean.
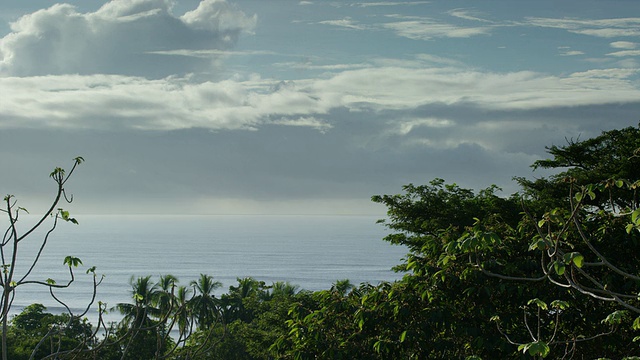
[8,214,406,323]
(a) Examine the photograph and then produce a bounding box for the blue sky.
[1,0,639,214]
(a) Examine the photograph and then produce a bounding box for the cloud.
[2,61,640,134]
[525,17,640,38]
[352,1,430,7]
[447,9,494,23]
[569,68,640,79]
[273,61,371,71]
[607,50,640,57]
[558,47,584,56]
[0,0,256,78]
[146,49,278,58]
[318,17,366,30]
[382,15,492,40]
[610,41,637,49]
[271,116,333,133]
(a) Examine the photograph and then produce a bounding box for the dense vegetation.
[2,125,640,359]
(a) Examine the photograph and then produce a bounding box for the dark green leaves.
[518,341,550,358]
[63,256,83,267]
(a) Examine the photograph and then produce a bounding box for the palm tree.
[223,277,265,322]
[331,279,355,296]
[174,285,193,337]
[269,281,299,299]
[113,275,162,359]
[115,275,160,329]
[155,274,178,321]
[189,274,222,328]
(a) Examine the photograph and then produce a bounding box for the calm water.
[8,215,406,322]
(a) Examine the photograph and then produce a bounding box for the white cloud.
[353,1,430,7]
[607,50,640,57]
[525,17,640,38]
[273,61,371,71]
[447,9,494,23]
[332,67,639,111]
[146,49,278,58]
[383,20,486,39]
[559,50,584,56]
[318,17,366,30]
[180,0,256,34]
[382,16,492,40]
[615,58,639,68]
[299,1,314,5]
[3,64,638,133]
[272,117,332,133]
[610,41,637,49]
[391,117,455,136]
[569,68,639,79]
[0,0,256,77]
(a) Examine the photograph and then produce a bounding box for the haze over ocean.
[11,214,406,322]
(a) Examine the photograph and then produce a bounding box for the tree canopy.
[4,125,640,359]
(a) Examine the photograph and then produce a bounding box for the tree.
[5,303,93,360]
[0,157,102,360]
[189,274,222,329]
[369,125,640,358]
[277,125,640,359]
[114,275,163,359]
[109,274,229,359]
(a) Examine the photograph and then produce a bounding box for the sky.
[0,0,639,215]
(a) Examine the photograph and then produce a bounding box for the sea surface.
[8,214,406,323]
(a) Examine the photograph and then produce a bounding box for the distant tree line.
[3,125,640,359]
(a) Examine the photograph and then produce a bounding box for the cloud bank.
[0,0,256,78]
[1,0,639,214]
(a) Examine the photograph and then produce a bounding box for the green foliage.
[276,128,640,359]
[7,127,640,359]
[0,157,95,360]
[518,341,550,358]
[5,304,93,360]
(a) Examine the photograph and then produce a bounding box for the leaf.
[528,298,548,310]
[573,254,584,268]
[519,341,550,357]
[632,208,640,225]
[550,300,570,310]
[554,260,566,276]
[633,316,640,331]
[59,209,79,224]
[574,192,583,202]
[373,340,382,353]
[64,256,83,267]
[399,330,407,343]
[563,252,584,268]
[49,167,65,178]
[602,310,627,325]
[529,237,547,251]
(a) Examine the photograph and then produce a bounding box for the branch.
[572,214,640,281]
